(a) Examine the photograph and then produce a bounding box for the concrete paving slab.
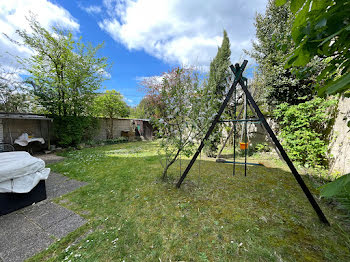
[0,212,26,238]
[25,202,76,229]
[45,172,87,199]
[0,231,53,262]
[0,172,88,262]
[0,216,43,248]
[45,214,86,239]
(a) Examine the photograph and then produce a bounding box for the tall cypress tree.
[208,30,231,96]
[204,30,231,156]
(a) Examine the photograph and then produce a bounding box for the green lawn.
[29,141,350,262]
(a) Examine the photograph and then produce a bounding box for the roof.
[0,112,52,121]
[0,113,149,122]
[121,118,151,122]
[99,117,150,122]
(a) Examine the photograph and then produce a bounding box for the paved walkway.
[0,170,88,262]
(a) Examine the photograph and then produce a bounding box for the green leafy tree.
[247,0,322,107]
[276,0,350,95]
[131,96,157,119]
[7,16,109,116]
[0,65,31,112]
[93,90,130,139]
[5,17,110,146]
[139,76,168,119]
[205,30,231,156]
[146,67,209,179]
[274,97,337,167]
[274,0,350,211]
[0,83,29,113]
[208,30,232,97]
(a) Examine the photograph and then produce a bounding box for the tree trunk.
[162,148,181,180]
[110,117,114,139]
[106,117,113,139]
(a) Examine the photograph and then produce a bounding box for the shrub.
[53,116,99,147]
[255,142,271,153]
[274,97,337,168]
[320,173,350,215]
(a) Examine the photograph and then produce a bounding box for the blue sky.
[0,0,267,107]
[56,0,173,105]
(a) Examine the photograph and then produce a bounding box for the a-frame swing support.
[176,60,330,225]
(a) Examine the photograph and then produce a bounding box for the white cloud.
[135,75,163,83]
[125,98,133,103]
[0,64,24,85]
[98,0,266,69]
[79,4,102,15]
[0,0,80,70]
[97,68,112,79]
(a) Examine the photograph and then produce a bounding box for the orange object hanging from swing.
[239,142,249,150]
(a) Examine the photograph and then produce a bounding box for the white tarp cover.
[0,151,50,193]
[14,133,45,147]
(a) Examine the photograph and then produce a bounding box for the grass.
[28,141,350,261]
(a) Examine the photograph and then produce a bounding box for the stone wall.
[94,118,135,140]
[93,118,153,141]
[328,96,350,175]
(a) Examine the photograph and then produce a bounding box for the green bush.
[274,97,337,168]
[255,142,271,153]
[320,173,350,215]
[53,116,100,147]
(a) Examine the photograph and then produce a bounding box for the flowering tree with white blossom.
[143,67,217,180]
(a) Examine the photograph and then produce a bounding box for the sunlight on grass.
[28,141,350,262]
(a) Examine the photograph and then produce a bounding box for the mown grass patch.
[28,141,350,262]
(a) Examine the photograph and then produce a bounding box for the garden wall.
[328,96,350,175]
[93,118,153,141]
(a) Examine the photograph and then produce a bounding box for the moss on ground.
[28,141,350,262]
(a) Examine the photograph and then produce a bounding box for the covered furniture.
[0,151,50,215]
[14,133,45,154]
[14,133,45,147]
[0,113,52,153]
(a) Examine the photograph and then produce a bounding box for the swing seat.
[239,142,248,150]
